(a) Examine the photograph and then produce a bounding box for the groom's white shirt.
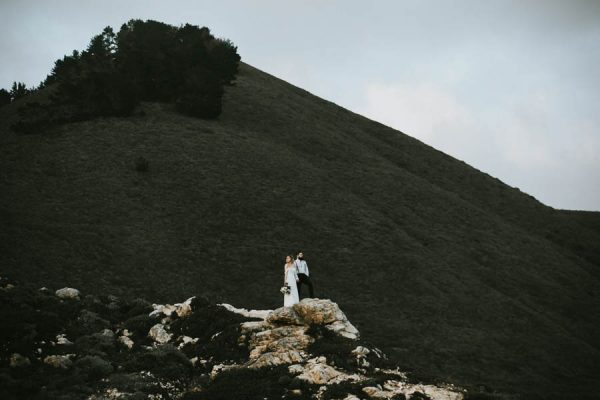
[295,259,309,276]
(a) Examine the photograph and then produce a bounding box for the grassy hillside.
[1,63,599,399]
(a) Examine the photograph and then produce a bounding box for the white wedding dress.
[283,265,300,307]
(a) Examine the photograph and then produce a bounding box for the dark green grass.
[1,63,599,399]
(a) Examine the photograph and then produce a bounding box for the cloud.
[360,81,600,210]
[361,82,484,163]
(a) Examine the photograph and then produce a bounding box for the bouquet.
[280,284,291,295]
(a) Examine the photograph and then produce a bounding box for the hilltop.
[1,61,599,399]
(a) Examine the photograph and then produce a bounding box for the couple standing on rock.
[282,252,314,307]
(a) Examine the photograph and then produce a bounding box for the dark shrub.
[12,101,59,134]
[74,332,116,357]
[189,366,315,400]
[123,344,191,379]
[0,88,10,107]
[124,314,157,337]
[123,298,153,318]
[306,324,359,372]
[410,391,431,400]
[74,355,114,380]
[134,156,149,172]
[175,68,223,118]
[321,381,365,400]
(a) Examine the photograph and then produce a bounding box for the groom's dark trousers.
[297,273,314,298]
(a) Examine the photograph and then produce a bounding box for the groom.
[294,252,314,298]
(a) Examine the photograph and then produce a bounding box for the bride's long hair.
[285,255,294,266]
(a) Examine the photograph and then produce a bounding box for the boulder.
[326,319,360,339]
[292,298,359,339]
[56,334,73,345]
[44,354,75,369]
[352,346,370,357]
[149,297,194,319]
[175,297,194,318]
[55,287,80,300]
[148,323,172,344]
[118,335,134,349]
[293,298,344,324]
[150,304,178,318]
[100,329,115,338]
[177,335,199,349]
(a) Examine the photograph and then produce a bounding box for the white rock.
[174,297,195,317]
[148,323,172,344]
[56,334,73,345]
[178,335,199,349]
[101,329,115,338]
[149,297,195,319]
[55,287,80,300]
[288,364,304,375]
[118,335,134,349]
[218,303,271,320]
[352,346,370,357]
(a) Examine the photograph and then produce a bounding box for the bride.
[283,255,300,307]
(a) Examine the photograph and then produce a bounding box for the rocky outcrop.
[0,278,474,400]
[235,299,360,370]
[212,298,465,399]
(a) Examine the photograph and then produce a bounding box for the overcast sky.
[1,0,599,210]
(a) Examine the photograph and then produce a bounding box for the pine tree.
[0,88,10,107]
[10,82,29,101]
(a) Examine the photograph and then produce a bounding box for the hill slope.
[1,63,599,399]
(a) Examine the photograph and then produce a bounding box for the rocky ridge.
[1,276,474,399]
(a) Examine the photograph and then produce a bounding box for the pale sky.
[1,0,599,210]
